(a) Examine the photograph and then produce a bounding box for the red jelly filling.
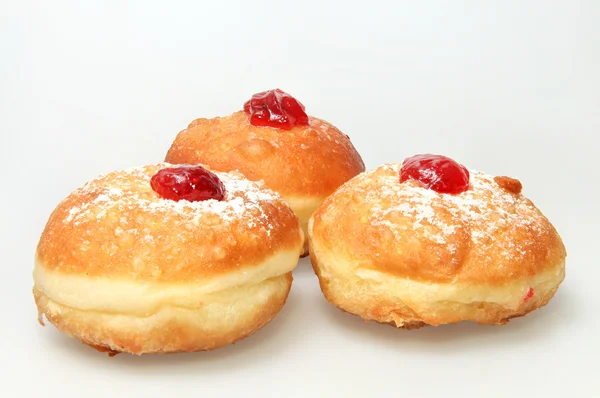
[151,165,225,202]
[400,154,470,194]
[523,288,534,303]
[243,89,309,130]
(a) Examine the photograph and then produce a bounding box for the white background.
[1,1,599,397]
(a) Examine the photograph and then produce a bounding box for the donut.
[33,163,304,355]
[308,154,566,329]
[164,89,365,254]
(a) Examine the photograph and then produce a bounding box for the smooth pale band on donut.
[282,196,324,240]
[33,248,299,317]
[34,274,291,354]
[310,235,565,313]
[34,248,299,354]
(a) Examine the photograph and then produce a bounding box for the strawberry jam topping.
[243,89,309,130]
[523,288,534,303]
[150,165,225,202]
[400,154,470,194]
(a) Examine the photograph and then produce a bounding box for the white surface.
[2,1,599,397]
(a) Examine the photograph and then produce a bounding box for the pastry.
[308,154,567,328]
[164,88,365,254]
[33,163,304,355]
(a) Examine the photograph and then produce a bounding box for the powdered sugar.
[364,163,544,256]
[62,164,280,235]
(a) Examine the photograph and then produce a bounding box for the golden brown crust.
[34,273,293,355]
[164,111,365,198]
[35,163,303,281]
[310,163,566,285]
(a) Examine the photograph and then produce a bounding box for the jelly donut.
[33,164,304,355]
[308,154,566,329]
[165,89,365,254]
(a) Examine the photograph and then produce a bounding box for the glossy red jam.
[151,166,225,202]
[243,89,309,130]
[400,154,470,194]
[523,288,534,303]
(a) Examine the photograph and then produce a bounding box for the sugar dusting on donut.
[62,164,279,236]
[363,163,549,262]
